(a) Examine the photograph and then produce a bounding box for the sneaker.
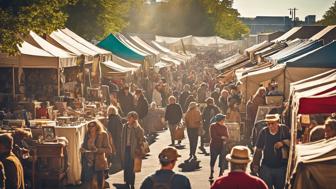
[184,156,193,163]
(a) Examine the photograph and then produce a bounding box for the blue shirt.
[140,169,192,189]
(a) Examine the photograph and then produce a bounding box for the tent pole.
[57,68,60,96]
[283,66,286,98]
[12,67,15,100]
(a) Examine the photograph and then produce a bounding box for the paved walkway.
[107,129,222,189]
[66,129,224,189]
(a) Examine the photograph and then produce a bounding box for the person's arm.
[275,126,291,149]
[201,108,206,122]
[223,125,229,139]
[196,110,202,124]
[96,132,112,154]
[252,129,265,174]
[80,135,88,152]
[164,106,169,121]
[184,112,190,127]
[177,104,183,121]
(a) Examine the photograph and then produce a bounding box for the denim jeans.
[259,164,286,189]
[124,146,135,185]
[210,146,227,170]
[168,123,177,144]
[187,128,199,156]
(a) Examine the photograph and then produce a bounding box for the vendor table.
[55,122,87,185]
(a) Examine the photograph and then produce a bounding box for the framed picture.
[254,105,281,124]
[42,126,56,142]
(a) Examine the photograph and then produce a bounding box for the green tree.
[0,0,75,54]
[320,1,336,25]
[127,0,249,39]
[65,0,134,41]
[201,0,249,39]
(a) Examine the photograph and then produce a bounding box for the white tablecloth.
[55,123,87,185]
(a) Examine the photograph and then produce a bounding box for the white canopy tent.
[61,28,111,56]
[27,31,77,68]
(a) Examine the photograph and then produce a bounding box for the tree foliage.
[65,0,134,41]
[127,0,249,39]
[0,0,75,54]
[320,1,336,25]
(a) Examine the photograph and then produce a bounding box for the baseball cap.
[158,147,181,162]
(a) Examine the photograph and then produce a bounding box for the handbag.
[134,157,142,173]
[281,146,289,159]
[174,122,185,140]
[140,139,150,156]
[198,127,205,136]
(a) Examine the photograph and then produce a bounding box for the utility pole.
[289,8,298,26]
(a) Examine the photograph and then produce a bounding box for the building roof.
[272,26,325,42]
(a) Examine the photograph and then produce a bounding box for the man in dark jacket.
[197,83,208,103]
[107,105,123,168]
[0,134,25,189]
[165,96,183,146]
[227,86,241,108]
[121,112,145,189]
[118,86,134,116]
[140,147,191,189]
[179,84,191,112]
[134,89,149,120]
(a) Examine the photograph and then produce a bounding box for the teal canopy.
[98,34,145,62]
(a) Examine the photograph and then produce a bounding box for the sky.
[232,0,335,20]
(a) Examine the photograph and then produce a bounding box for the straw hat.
[226,145,252,164]
[264,114,280,122]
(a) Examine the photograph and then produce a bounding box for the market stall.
[287,137,336,189]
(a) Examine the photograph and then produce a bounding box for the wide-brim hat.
[226,145,252,164]
[264,114,280,122]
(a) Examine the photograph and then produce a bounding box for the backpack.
[150,173,175,189]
